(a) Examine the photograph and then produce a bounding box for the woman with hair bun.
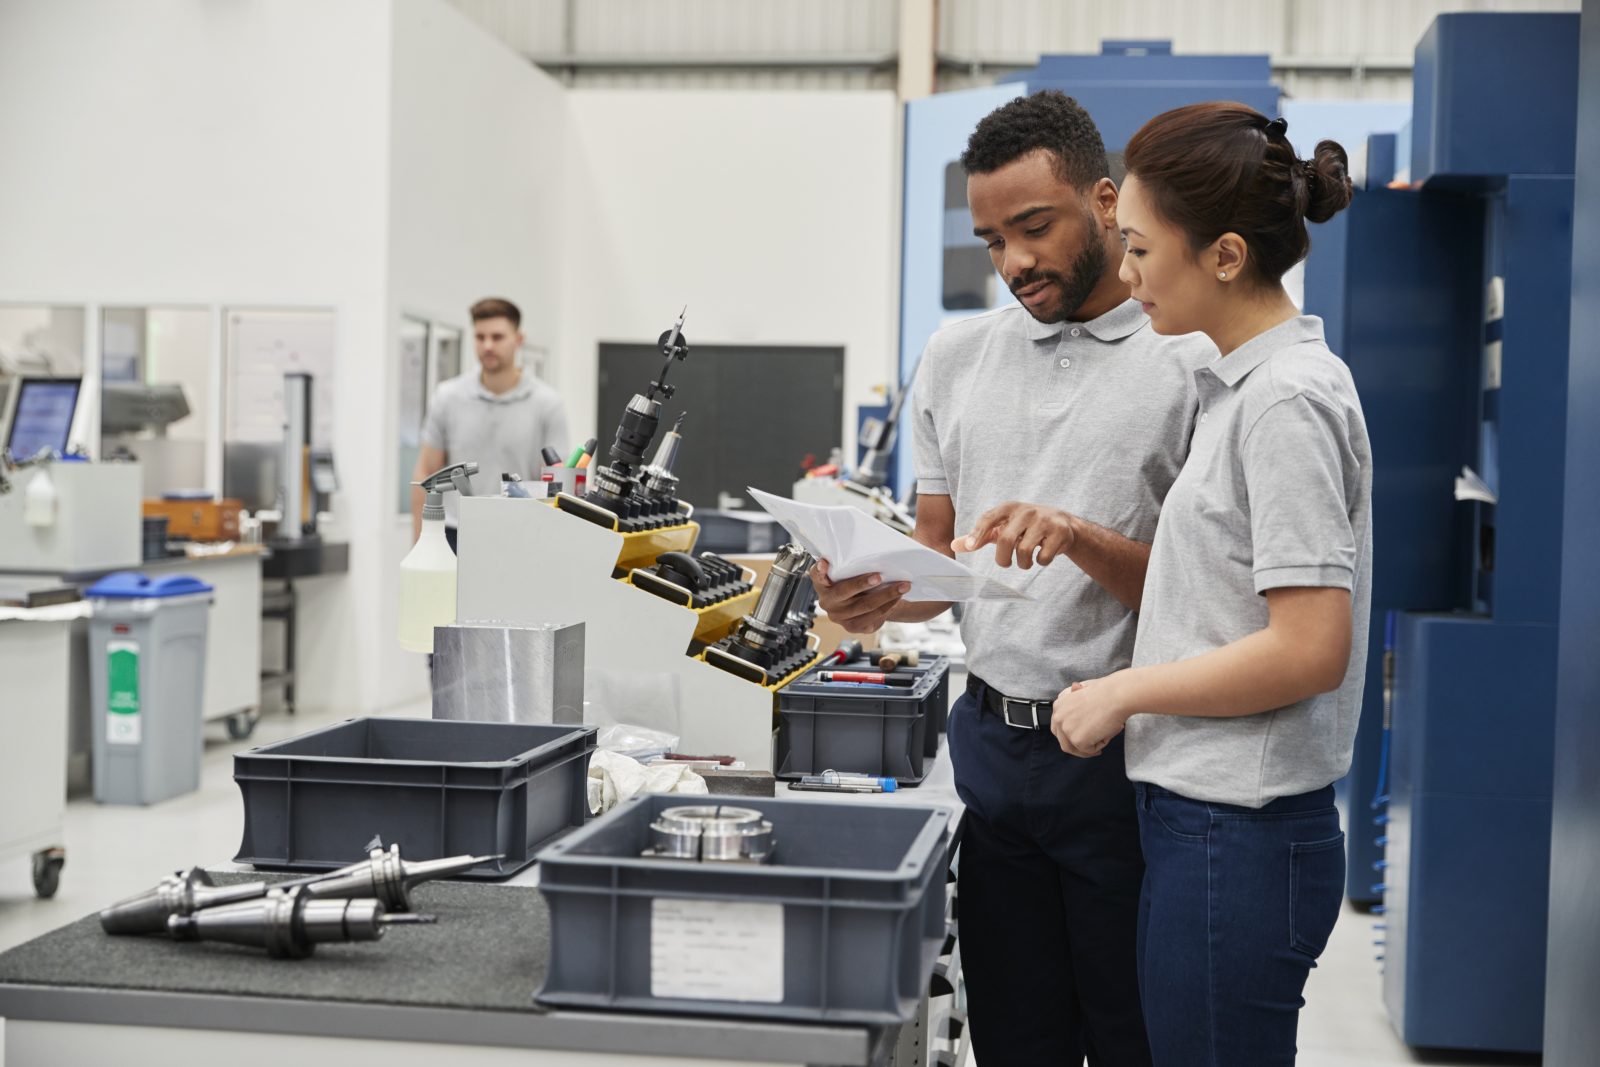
[1049,102,1372,1065]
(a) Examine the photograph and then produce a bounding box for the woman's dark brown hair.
[1122,102,1354,285]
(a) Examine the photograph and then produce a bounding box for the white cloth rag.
[587,749,708,815]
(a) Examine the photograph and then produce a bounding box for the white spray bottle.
[398,461,477,653]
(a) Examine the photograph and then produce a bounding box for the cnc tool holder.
[455,497,820,771]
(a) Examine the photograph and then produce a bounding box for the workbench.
[0,741,967,1067]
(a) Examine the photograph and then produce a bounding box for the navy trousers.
[949,679,1152,1067]
[1135,783,1345,1066]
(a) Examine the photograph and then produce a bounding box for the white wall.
[378,0,571,708]
[0,4,903,715]
[559,89,901,458]
[0,0,393,714]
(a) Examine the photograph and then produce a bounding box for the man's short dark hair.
[959,90,1109,189]
[470,297,521,329]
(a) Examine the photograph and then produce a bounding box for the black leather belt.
[968,675,1053,731]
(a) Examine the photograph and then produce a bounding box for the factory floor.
[0,698,1537,1067]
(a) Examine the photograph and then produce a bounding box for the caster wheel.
[32,848,65,899]
[226,710,260,741]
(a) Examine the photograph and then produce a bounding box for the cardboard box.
[143,498,243,542]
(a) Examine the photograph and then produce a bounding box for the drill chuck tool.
[166,886,434,959]
[100,867,275,935]
[730,543,817,659]
[299,842,498,912]
[100,844,495,935]
[702,542,822,682]
[640,412,687,501]
[588,308,690,511]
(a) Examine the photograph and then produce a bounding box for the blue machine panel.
[1302,188,1482,904]
[1385,614,1556,1052]
[1545,6,1600,1064]
[896,44,1280,491]
[1411,13,1580,184]
[1366,132,1398,189]
[1373,13,1579,1053]
[1479,179,1574,625]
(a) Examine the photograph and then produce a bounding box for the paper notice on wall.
[650,898,783,1003]
[225,310,337,446]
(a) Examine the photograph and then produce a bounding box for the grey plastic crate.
[233,717,596,879]
[775,657,950,784]
[924,662,951,759]
[535,794,950,1023]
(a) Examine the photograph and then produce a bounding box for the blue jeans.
[950,681,1151,1066]
[1135,782,1345,1067]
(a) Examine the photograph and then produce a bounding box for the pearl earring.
[1218,272,1228,279]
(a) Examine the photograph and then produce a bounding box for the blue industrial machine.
[1546,7,1600,1066]
[895,42,1279,492]
[1303,165,1483,912]
[1335,13,1578,1054]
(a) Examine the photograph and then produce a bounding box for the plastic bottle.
[23,466,58,527]
[398,463,475,653]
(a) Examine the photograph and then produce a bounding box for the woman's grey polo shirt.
[1126,315,1374,808]
[912,298,1213,699]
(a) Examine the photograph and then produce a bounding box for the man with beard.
[813,91,1213,1065]
[411,297,570,551]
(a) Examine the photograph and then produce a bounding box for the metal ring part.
[645,805,776,863]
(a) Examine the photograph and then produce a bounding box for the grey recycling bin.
[88,571,214,805]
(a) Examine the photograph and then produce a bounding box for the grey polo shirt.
[1126,315,1373,808]
[912,298,1214,698]
[421,371,570,526]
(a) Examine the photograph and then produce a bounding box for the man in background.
[410,297,570,550]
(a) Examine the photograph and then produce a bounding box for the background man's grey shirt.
[421,371,570,526]
[912,299,1213,698]
[1127,315,1374,808]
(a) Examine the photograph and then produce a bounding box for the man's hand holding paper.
[746,487,1031,602]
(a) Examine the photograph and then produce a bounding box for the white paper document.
[747,487,1031,602]
[651,898,784,1003]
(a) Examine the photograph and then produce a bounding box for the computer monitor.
[4,377,82,462]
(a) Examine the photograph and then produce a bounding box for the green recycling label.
[106,639,141,745]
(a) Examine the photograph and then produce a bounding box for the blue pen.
[801,771,897,792]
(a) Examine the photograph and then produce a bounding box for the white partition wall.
[0,1,902,716]
[559,90,902,461]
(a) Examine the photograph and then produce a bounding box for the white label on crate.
[650,898,784,1003]
[105,639,142,745]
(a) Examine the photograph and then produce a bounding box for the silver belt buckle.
[1002,696,1044,730]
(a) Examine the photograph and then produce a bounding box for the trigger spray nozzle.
[415,462,479,521]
